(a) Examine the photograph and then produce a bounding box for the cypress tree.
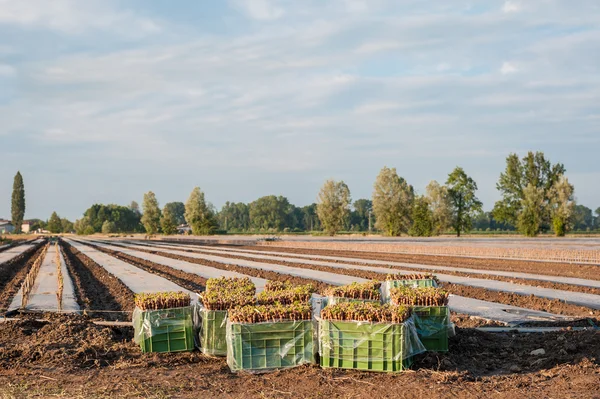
[11,171,26,234]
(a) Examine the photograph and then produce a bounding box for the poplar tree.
[11,171,26,233]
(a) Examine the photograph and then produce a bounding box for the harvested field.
[61,241,134,321]
[0,242,46,312]
[2,237,599,398]
[0,314,598,398]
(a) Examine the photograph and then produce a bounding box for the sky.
[0,0,599,221]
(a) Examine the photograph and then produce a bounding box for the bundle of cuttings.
[326,281,381,301]
[228,302,312,324]
[390,286,449,307]
[320,302,411,323]
[201,277,256,310]
[135,291,191,310]
[257,282,316,305]
[385,273,440,285]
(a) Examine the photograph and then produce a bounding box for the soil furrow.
[60,240,134,321]
[0,242,46,312]
[229,245,600,281]
[142,246,600,319]
[89,244,206,293]
[160,246,600,297]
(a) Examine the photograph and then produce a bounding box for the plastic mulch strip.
[133,306,195,353]
[412,306,451,352]
[200,309,228,356]
[381,279,439,303]
[318,316,426,372]
[226,320,315,372]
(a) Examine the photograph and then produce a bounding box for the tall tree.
[61,218,74,233]
[493,152,566,232]
[316,179,351,236]
[517,184,546,237]
[160,206,178,235]
[548,176,575,237]
[185,187,217,235]
[141,191,161,235]
[47,212,63,234]
[11,171,26,233]
[218,202,251,231]
[350,199,372,231]
[425,181,452,235]
[372,167,414,236]
[249,196,295,231]
[596,207,600,230]
[446,167,482,237]
[409,196,434,237]
[130,201,141,215]
[164,202,186,225]
[572,205,593,231]
[300,203,320,232]
[101,220,117,234]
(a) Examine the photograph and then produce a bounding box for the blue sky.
[1,0,599,221]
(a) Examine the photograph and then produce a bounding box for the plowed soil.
[124,246,600,320]
[61,241,134,321]
[0,314,598,398]
[234,245,600,281]
[0,242,46,312]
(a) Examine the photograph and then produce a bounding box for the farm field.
[0,237,599,398]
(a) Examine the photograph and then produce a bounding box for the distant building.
[177,224,192,234]
[21,221,32,233]
[0,220,15,234]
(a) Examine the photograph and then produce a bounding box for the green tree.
[316,179,351,236]
[74,217,92,235]
[409,196,434,237]
[102,220,117,234]
[141,191,161,235]
[11,171,26,234]
[596,207,600,230]
[161,206,178,235]
[185,187,217,235]
[83,204,142,233]
[549,177,575,237]
[372,167,414,236]
[425,180,452,235]
[164,202,186,225]
[572,205,593,231]
[350,199,372,231]
[446,167,483,237]
[249,196,295,231]
[47,212,63,233]
[299,203,320,232]
[517,184,546,237]
[83,225,96,235]
[61,218,74,233]
[218,202,251,231]
[493,152,565,231]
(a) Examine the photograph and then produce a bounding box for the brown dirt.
[153,247,600,319]
[0,242,46,312]
[0,314,598,398]
[89,244,207,293]
[60,240,134,321]
[177,246,600,296]
[234,245,600,281]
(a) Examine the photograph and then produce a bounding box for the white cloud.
[500,61,518,74]
[231,0,284,20]
[0,63,15,76]
[0,0,161,36]
[502,1,521,13]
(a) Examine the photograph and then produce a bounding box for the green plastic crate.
[134,307,195,354]
[319,319,412,372]
[200,309,228,356]
[227,320,315,372]
[381,279,439,303]
[412,306,449,352]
